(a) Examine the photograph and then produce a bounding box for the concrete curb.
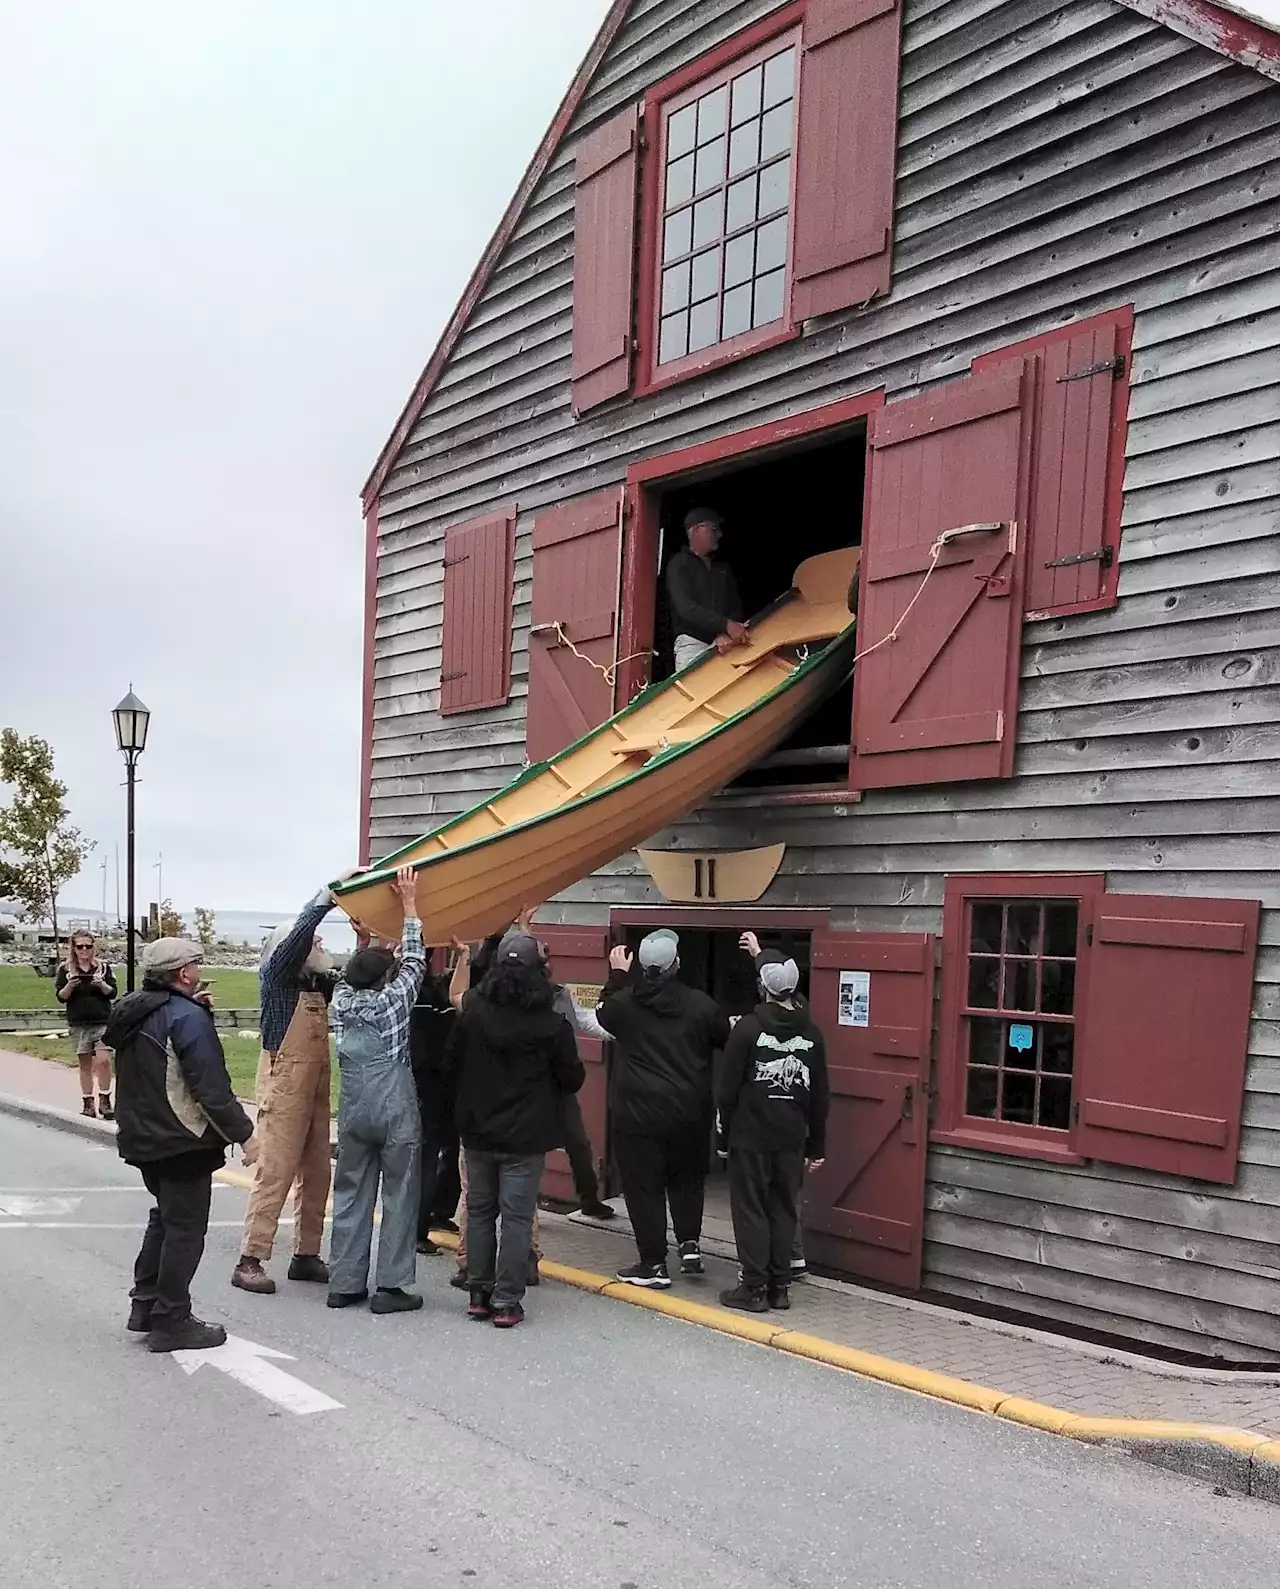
[0,1090,119,1146]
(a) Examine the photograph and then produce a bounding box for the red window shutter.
[571,107,640,415]
[527,488,624,761]
[1074,894,1261,1184]
[790,0,903,321]
[439,510,514,716]
[975,308,1131,617]
[850,362,1031,789]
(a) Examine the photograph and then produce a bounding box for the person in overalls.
[327,867,429,1313]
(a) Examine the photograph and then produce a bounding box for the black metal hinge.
[440,671,467,683]
[443,554,470,568]
[1045,545,1114,571]
[1057,355,1125,384]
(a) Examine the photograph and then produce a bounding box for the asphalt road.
[2,1111,1278,1589]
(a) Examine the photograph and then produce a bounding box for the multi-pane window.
[961,900,1079,1131]
[656,39,798,368]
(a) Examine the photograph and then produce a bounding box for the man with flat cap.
[596,929,730,1287]
[664,506,749,672]
[104,936,259,1352]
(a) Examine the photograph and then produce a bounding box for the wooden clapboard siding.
[363,0,1280,1354]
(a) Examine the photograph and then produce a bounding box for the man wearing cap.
[715,947,830,1314]
[664,506,748,672]
[104,938,259,1353]
[596,929,730,1287]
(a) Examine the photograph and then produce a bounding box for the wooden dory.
[333,546,859,943]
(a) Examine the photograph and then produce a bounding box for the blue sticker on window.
[1009,1023,1034,1052]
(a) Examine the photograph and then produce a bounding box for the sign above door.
[638,843,785,903]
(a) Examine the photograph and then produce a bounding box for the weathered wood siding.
[368,0,1280,1357]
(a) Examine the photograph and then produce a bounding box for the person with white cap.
[715,948,829,1314]
[104,936,259,1352]
[596,929,730,1287]
[664,506,748,672]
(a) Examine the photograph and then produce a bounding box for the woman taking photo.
[56,932,118,1118]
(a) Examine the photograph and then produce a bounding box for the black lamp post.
[112,690,150,992]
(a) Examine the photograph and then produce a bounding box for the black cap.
[498,932,542,968]
[683,506,723,535]
[345,948,396,990]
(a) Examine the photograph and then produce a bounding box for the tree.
[158,899,187,938]
[193,905,216,952]
[0,730,93,948]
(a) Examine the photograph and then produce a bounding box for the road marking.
[173,1334,343,1416]
[0,1196,83,1216]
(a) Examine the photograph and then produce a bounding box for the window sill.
[930,1126,1087,1167]
[635,322,799,400]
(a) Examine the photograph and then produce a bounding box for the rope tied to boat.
[534,622,653,687]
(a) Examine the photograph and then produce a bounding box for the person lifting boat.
[664,506,749,672]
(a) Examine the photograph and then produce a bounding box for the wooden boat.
[333,546,859,944]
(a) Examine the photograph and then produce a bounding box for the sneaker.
[231,1256,276,1294]
[147,1315,228,1353]
[98,1094,115,1122]
[678,1241,704,1277]
[449,1268,471,1291]
[767,1286,791,1311]
[526,1254,541,1288]
[326,1290,368,1309]
[579,1198,616,1221]
[287,1254,329,1284]
[467,1288,494,1320]
[127,1299,154,1333]
[615,1261,671,1289]
[492,1302,524,1329]
[369,1287,423,1315]
[416,1236,441,1256]
[719,1284,768,1314]
[789,1258,808,1281]
[81,1097,96,1118]
[432,1217,460,1235]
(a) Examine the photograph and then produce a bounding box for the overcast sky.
[0,0,609,915]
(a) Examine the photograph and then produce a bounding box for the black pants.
[560,1092,600,1206]
[417,1107,462,1239]
[131,1165,214,1322]
[613,1121,709,1266]
[728,1148,805,1291]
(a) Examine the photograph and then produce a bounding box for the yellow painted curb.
[215,1167,255,1190]
[774,1330,1006,1414]
[1256,1440,1280,1463]
[1061,1417,1267,1452]
[995,1396,1079,1435]
[539,1260,613,1294]
[599,1282,785,1345]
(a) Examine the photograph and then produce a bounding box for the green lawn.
[0,963,260,1010]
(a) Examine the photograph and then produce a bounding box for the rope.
[849,534,948,666]
[540,623,652,687]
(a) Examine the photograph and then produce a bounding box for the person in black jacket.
[444,933,584,1328]
[715,951,829,1315]
[409,962,463,1254]
[56,931,117,1118]
[596,929,731,1288]
[664,507,748,672]
[103,937,259,1352]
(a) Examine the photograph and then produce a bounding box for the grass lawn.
[0,963,261,1010]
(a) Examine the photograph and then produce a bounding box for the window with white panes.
[655,35,799,370]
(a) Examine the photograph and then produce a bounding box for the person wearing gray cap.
[715,948,829,1314]
[596,929,730,1287]
[103,937,259,1352]
[664,506,748,672]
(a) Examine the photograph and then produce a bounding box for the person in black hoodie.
[596,929,730,1288]
[56,931,118,1118]
[444,932,584,1328]
[103,937,258,1352]
[716,950,829,1314]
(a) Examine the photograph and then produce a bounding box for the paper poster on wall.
[838,969,870,1028]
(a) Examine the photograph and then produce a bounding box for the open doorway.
[645,424,866,787]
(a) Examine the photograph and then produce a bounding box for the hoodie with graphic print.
[716,1000,830,1159]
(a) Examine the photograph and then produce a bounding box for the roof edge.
[1117,0,1280,81]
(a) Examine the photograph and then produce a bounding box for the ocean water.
[61,905,358,955]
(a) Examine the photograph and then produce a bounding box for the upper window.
[654,34,800,375]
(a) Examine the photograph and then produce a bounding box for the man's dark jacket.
[104,985,253,1166]
[664,548,744,643]
[597,969,731,1136]
[446,993,584,1155]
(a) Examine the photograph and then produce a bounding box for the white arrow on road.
[0,1196,82,1217]
[173,1334,343,1416]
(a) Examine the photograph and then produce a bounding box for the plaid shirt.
[260,891,333,1054]
[332,917,426,1066]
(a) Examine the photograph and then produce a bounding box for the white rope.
[849,534,948,666]
[540,623,652,687]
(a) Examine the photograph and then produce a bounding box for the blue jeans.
[464,1149,544,1308]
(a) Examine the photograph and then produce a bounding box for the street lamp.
[112,689,150,992]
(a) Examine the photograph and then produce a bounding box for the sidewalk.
[4,1043,1279,1495]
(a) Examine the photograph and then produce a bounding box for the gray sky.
[0,0,610,915]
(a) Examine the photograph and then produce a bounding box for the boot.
[127,1299,154,1333]
[81,1096,96,1118]
[327,1290,368,1309]
[98,1093,114,1122]
[579,1198,616,1220]
[467,1288,493,1320]
[719,1283,768,1314]
[147,1315,228,1353]
[369,1287,423,1314]
[416,1236,441,1256]
[767,1285,791,1311]
[231,1255,276,1294]
[287,1254,329,1284]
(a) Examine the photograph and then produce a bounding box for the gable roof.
[361,0,1280,510]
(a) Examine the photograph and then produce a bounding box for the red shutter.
[1073,894,1260,1184]
[850,363,1031,789]
[975,308,1131,617]
[439,510,514,716]
[790,0,903,321]
[571,107,640,415]
[527,488,624,763]
[536,925,611,1204]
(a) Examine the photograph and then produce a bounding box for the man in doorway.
[232,885,340,1295]
[596,929,730,1287]
[106,937,259,1352]
[664,506,749,672]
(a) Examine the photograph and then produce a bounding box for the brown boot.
[231,1255,276,1294]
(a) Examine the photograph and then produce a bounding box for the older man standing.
[232,885,340,1295]
[664,506,749,672]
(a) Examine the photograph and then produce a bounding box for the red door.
[805,930,935,1287]
[537,925,611,1204]
[527,489,625,764]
